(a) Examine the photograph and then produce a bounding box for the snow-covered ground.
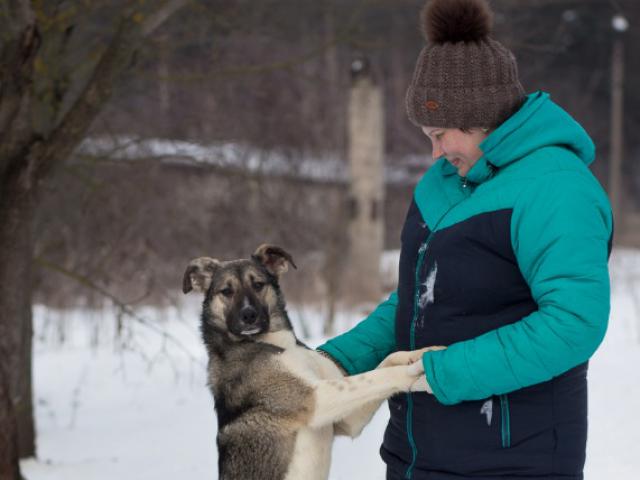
[20,249,640,479]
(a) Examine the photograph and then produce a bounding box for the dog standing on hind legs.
[182,244,432,480]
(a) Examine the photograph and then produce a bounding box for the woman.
[318,0,613,479]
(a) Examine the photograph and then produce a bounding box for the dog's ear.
[182,257,220,294]
[252,244,297,277]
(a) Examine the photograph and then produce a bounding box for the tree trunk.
[0,360,20,480]
[0,5,190,477]
[0,163,36,463]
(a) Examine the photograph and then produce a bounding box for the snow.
[77,136,427,185]
[20,248,640,479]
[418,262,438,310]
[79,136,348,183]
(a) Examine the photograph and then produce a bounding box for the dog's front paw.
[378,346,447,369]
[384,364,424,393]
[377,350,413,369]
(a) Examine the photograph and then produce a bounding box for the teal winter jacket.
[319,91,612,479]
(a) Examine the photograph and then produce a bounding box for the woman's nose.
[432,144,444,159]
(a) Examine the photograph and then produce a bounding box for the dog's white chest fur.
[255,330,414,480]
[259,331,343,480]
[285,424,334,480]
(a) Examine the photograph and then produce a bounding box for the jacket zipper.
[404,198,464,479]
[460,177,472,196]
[500,394,511,448]
[404,242,429,479]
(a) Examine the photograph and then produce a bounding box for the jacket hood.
[442,91,596,184]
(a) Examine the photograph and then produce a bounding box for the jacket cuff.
[316,344,357,376]
[423,351,453,405]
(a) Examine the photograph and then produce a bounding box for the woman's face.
[421,126,488,177]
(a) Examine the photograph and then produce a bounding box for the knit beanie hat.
[406,0,525,129]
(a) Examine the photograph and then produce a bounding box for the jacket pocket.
[499,394,511,448]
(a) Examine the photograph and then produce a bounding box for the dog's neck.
[257,329,298,350]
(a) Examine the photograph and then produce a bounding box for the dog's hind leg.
[307,365,418,430]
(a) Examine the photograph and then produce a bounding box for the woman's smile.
[421,127,488,177]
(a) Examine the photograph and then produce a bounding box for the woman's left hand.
[406,346,448,393]
[378,345,446,369]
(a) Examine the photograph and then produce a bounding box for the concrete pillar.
[344,58,385,303]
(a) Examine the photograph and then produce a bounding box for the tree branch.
[31,0,190,184]
[151,33,351,82]
[34,256,205,368]
[0,1,40,178]
[141,0,191,37]
[1,0,35,35]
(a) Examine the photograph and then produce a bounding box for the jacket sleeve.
[317,291,398,375]
[423,173,613,405]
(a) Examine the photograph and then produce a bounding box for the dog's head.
[182,244,296,339]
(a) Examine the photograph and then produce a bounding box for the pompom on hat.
[406,0,525,129]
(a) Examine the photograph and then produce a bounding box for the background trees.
[1,0,639,478]
[0,1,189,477]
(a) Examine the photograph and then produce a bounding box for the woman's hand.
[378,346,446,369]
[377,346,447,393]
[407,359,430,392]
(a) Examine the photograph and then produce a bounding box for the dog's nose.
[240,306,258,325]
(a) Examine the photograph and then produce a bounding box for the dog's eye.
[253,282,265,292]
[220,287,234,298]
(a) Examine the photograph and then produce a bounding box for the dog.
[182,244,429,480]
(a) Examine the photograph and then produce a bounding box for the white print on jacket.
[419,262,438,310]
[480,399,493,426]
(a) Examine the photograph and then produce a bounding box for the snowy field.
[20,248,640,480]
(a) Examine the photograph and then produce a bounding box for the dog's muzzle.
[239,306,261,335]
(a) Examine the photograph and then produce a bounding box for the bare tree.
[0,0,189,476]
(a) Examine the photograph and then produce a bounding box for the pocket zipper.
[500,394,511,448]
